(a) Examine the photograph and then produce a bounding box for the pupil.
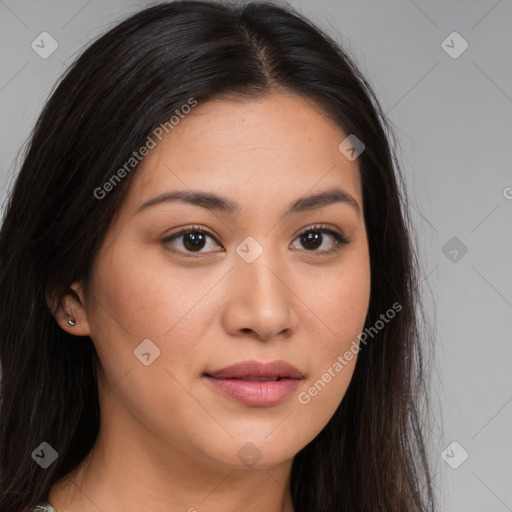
[184,232,205,251]
[302,231,321,250]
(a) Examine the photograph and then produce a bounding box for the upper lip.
[205,360,304,379]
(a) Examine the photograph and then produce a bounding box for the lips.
[204,360,304,407]
[205,360,304,380]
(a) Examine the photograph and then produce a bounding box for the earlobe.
[66,316,76,327]
[46,281,91,336]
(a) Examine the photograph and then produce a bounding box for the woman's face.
[72,90,370,470]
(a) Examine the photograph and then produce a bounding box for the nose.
[221,247,299,342]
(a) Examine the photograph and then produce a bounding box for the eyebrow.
[136,187,361,217]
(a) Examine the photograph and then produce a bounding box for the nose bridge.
[228,235,297,338]
[237,237,288,305]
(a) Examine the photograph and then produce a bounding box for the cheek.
[85,249,213,438]
[304,253,371,345]
[89,240,217,343]
[85,242,222,411]
[292,255,370,425]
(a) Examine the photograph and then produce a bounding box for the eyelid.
[165,224,219,241]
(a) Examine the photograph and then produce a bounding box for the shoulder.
[30,503,58,512]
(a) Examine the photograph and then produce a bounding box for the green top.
[31,502,57,512]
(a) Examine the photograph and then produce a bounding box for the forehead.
[122,91,363,216]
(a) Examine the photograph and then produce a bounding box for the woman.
[0,1,437,511]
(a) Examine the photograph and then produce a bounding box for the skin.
[48,89,371,512]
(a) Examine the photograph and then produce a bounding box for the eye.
[162,225,223,256]
[290,224,350,254]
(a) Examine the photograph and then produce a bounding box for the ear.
[46,281,91,336]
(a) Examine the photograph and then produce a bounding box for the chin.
[199,437,298,471]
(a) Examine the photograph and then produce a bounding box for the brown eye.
[291,225,350,253]
[162,226,223,255]
[181,231,207,251]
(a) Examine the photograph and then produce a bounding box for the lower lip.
[204,376,301,406]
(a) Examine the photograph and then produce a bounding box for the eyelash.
[161,224,350,258]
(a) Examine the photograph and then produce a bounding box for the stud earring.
[66,318,76,327]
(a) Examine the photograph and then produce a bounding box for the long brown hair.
[0,1,437,510]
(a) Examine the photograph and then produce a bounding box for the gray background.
[1,0,511,510]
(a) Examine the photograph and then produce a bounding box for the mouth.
[203,360,304,407]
